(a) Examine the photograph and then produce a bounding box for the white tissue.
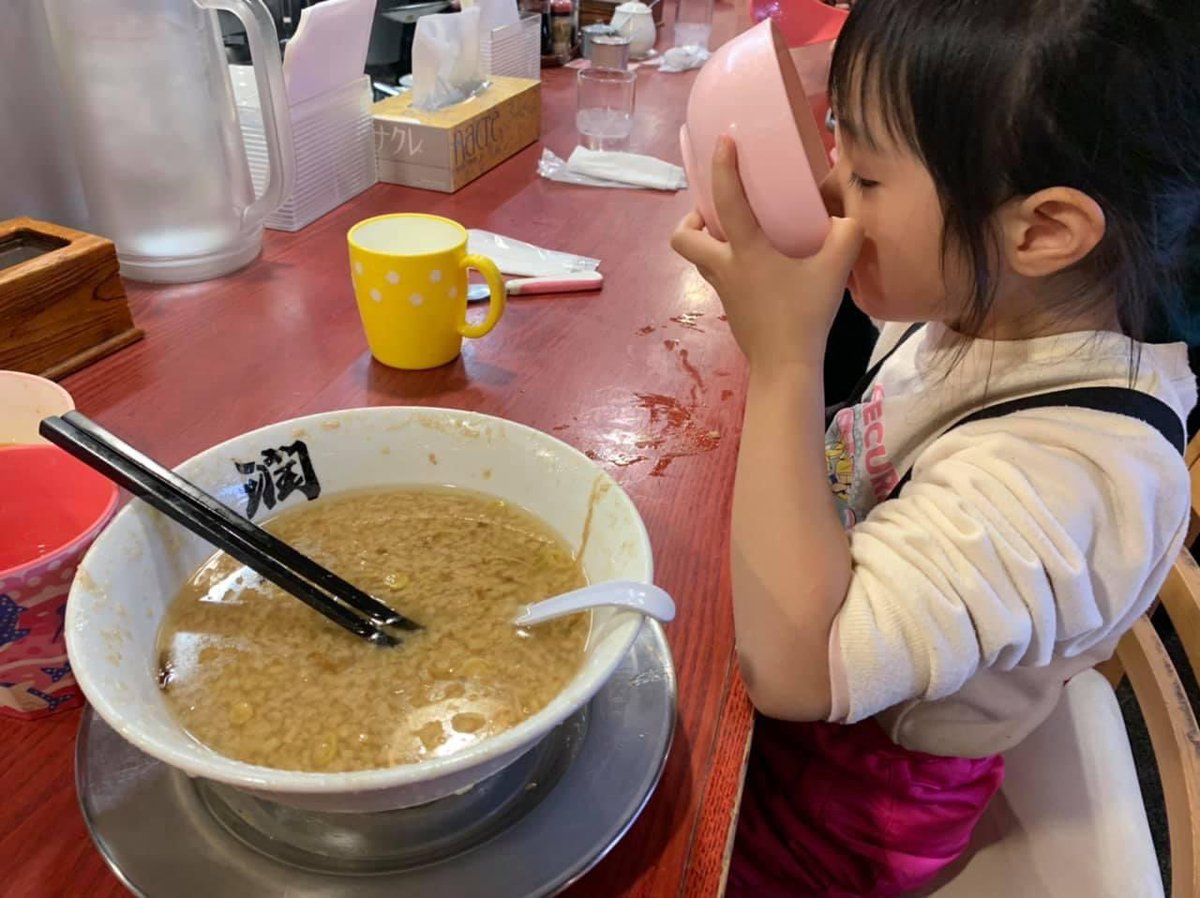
[411,8,486,111]
[655,44,710,73]
[468,229,601,276]
[538,148,623,188]
[541,146,687,191]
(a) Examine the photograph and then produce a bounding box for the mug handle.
[458,254,507,339]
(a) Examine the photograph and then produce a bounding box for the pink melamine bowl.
[680,19,832,258]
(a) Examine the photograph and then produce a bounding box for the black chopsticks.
[40,411,420,647]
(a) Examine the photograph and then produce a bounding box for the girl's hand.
[671,136,864,373]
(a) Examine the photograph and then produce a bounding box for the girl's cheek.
[851,241,882,299]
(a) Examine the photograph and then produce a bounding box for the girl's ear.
[998,188,1107,277]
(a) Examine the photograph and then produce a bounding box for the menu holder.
[0,217,143,380]
[482,13,542,80]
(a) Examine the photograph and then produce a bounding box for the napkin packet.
[538,147,687,191]
[468,229,600,277]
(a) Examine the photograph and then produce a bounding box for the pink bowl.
[748,0,846,49]
[681,19,832,258]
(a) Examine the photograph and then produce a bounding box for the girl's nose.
[820,169,845,218]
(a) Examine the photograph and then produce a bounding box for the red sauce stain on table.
[677,348,703,392]
[585,448,648,468]
[633,393,722,476]
[669,311,705,332]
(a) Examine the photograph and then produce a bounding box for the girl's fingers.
[671,218,726,271]
[710,136,762,246]
[818,216,865,281]
[678,210,706,232]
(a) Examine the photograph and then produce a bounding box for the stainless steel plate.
[76,621,676,898]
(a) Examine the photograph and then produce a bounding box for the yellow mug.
[347,213,506,369]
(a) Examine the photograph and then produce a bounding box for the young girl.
[672,0,1200,894]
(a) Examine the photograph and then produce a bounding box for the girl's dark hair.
[830,0,1200,343]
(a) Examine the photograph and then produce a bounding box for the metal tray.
[77,621,676,897]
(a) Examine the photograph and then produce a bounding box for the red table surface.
[0,10,756,896]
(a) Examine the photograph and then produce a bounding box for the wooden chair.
[923,434,1200,898]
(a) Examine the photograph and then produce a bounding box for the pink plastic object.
[746,0,847,157]
[680,19,833,258]
[0,444,119,719]
[507,272,603,295]
[748,0,846,48]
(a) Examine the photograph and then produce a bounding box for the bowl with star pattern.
[0,444,118,719]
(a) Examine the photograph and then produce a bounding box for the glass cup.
[576,67,637,151]
[673,0,714,49]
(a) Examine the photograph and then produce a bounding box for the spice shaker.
[550,0,575,64]
[590,34,632,69]
[581,23,619,58]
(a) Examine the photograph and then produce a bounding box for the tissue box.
[373,76,541,193]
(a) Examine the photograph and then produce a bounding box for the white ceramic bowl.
[0,370,74,445]
[65,407,653,813]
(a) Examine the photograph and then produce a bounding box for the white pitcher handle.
[198,0,296,230]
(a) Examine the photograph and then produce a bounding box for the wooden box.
[0,218,142,380]
[373,77,542,194]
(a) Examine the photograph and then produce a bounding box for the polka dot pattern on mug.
[359,270,468,309]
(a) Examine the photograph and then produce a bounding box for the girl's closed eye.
[847,172,881,191]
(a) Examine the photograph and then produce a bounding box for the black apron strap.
[845,322,925,407]
[886,386,1186,501]
[826,322,925,427]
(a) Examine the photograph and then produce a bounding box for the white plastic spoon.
[514,580,676,627]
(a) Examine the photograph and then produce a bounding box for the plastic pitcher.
[42,0,295,283]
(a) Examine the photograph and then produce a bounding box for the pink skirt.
[727,717,1004,898]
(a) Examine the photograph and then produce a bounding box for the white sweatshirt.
[825,322,1197,757]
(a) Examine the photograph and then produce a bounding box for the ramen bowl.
[680,18,831,257]
[65,407,654,813]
